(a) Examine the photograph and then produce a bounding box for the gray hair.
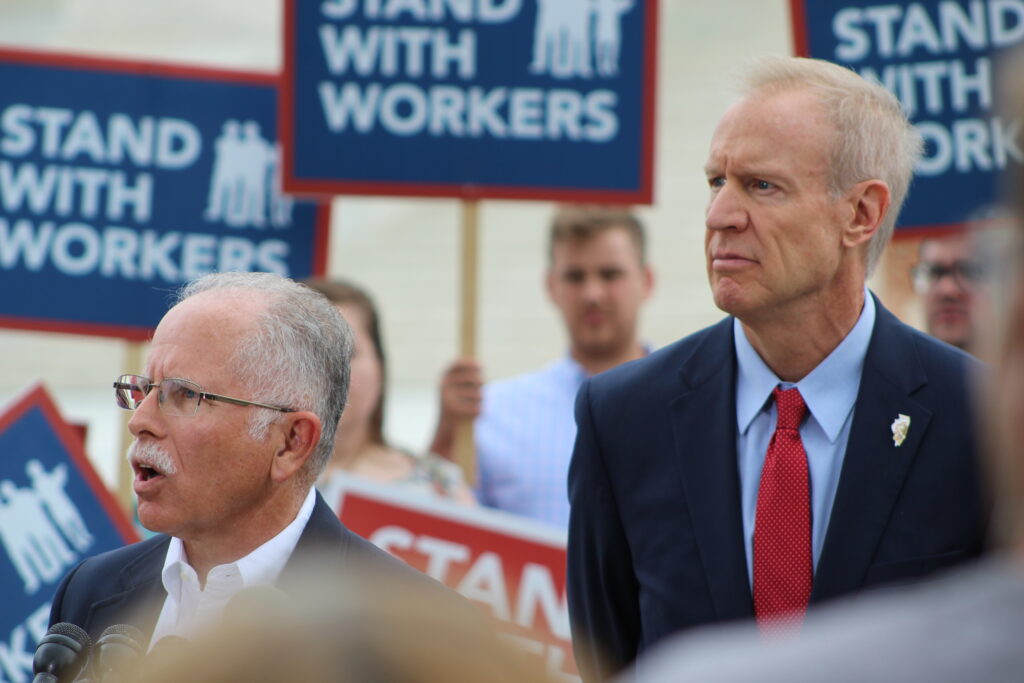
[176,272,353,488]
[739,56,924,274]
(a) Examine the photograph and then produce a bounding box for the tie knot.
[772,387,807,431]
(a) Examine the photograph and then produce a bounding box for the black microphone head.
[33,623,92,682]
[94,624,146,682]
[98,624,144,642]
[46,623,92,646]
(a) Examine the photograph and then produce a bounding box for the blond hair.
[740,56,923,274]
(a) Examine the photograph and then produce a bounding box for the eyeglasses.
[114,374,294,417]
[911,260,987,294]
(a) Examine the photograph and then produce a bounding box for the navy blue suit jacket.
[48,491,424,643]
[567,297,989,680]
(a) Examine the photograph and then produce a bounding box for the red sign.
[334,478,576,681]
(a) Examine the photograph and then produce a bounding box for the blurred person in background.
[912,223,995,358]
[304,279,474,506]
[430,206,654,528]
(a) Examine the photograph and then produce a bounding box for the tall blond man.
[567,57,988,680]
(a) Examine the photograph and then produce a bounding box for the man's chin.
[930,322,970,350]
[136,504,173,536]
[712,288,750,317]
[577,333,614,356]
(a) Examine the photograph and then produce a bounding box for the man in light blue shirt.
[430,206,654,527]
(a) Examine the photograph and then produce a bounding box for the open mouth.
[135,464,165,483]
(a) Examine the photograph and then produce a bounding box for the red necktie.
[753,386,812,632]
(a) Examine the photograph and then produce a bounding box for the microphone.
[90,625,145,683]
[32,623,92,683]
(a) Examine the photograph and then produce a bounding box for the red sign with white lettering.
[334,478,576,681]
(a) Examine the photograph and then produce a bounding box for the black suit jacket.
[566,297,989,680]
[48,491,425,643]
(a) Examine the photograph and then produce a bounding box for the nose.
[705,182,748,232]
[580,274,605,303]
[128,386,164,439]
[932,271,963,297]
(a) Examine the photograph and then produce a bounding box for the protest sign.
[791,0,1024,233]
[333,477,577,681]
[0,383,137,673]
[282,0,658,203]
[0,48,330,339]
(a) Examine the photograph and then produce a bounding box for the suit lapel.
[85,536,169,643]
[278,492,351,588]
[286,492,347,560]
[670,318,753,620]
[812,299,932,602]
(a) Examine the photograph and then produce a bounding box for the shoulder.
[869,300,983,387]
[397,450,474,502]
[288,492,462,599]
[295,492,419,573]
[50,534,169,626]
[414,451,468,485]
[483,358,577,400]
[637,559,1021,683]
[61,535,169,587]
[585,317,733,401]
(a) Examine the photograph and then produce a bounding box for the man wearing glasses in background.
[913,230,992,358]
[48,272,429,646]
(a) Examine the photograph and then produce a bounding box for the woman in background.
[304,278,475,506]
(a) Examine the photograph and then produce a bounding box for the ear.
[641,264,655,300]
[269,411,322,484]
[545,268,557,302]
[842,179,891,250]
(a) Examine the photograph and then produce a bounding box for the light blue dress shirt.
[475,356,587,528]
[735,292,876,586]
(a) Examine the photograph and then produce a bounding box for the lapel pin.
[891,414,911,447]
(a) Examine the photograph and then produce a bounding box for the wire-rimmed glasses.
[113,374,293,417]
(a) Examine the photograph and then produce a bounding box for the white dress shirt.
[148,487,316,647]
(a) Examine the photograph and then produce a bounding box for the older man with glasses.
[912,230,992,357]
[48,272,436,647]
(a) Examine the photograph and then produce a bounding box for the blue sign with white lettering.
[791,0,1024,232]
[0,384,137,667]
[282,0,658,203]
[0,50,330,340]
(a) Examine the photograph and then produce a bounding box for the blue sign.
[282,0,658,203]
[0,384,137,671]
[0,49,330,340]
[791,0,1024,233]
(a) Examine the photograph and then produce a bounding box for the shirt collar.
[735,290,876,442]
[161,486,318,597]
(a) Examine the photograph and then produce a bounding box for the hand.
[440,358,483,422]
[428,358,483,460]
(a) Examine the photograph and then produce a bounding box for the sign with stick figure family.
[0,383,136,676]
[282,0,658,202]
[790,0,1024,233]
[0,48,330,340]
